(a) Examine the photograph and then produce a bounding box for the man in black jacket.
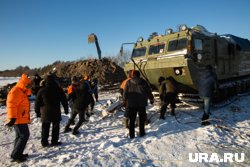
[35,74,68,147]
[32,73,42,95]
[64,81,92,135]
[123,70,154,139]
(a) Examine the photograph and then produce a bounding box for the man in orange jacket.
[120,70,133,96]
[67,76,79,125]
[6,74,32,163]
[120,70,133,129]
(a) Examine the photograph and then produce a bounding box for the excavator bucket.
[88,33,96,43]
[87,33,102,60]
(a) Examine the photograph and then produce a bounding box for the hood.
[45,74,57,86]
[16,74,32,90]
[130,76,142,85]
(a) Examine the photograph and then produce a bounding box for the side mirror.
[120,42,135,57]
[120,46,123,56]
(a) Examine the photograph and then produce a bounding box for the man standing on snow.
[198,65,218,125]
[120,70,133,129]
[159,76,177,119]
[123,70,154,139]
[6,74,32,163]
[35,74,68,147]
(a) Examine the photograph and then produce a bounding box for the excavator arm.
[88,33,101,60]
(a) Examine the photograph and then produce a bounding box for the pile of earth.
[53,58,126,85]
[0,58,127,85]
[0,58,127,105]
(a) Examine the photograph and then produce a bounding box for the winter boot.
[201,113,210,126]
[159,115,165,120]
[144,113,150,125]
[11,156,27,163]
[64,120,73,132]
[70,120,75,125]
[159,112,165,120]
[64,127,72,133]
[171,108,175,116]
[72,130,80,135]
[124,118,129,129]
[159,108,166,119]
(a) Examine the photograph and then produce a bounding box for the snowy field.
[0,77,19,88]
[0,78,250,167]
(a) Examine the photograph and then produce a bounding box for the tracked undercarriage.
[178,75,250,105]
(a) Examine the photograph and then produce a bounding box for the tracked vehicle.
[120,24,250,102]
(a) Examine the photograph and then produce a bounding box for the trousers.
[41,121,60,145]
[11,124,30,159]
[128,107,146,138]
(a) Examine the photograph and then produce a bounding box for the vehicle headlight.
[197,54,202,60]
[174,67,185,76]
[175,69,181,75]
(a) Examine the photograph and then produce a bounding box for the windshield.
[132,47,146,58]
[148,43,165,55]
[167,38,188,52]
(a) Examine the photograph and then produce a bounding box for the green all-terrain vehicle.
[120,24,250,102]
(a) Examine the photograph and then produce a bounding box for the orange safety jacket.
[6,74,31,124]
[67,84,78,95]
[120,78,131,91]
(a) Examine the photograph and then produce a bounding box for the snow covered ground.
[0,78,250,167]
[0,77,19,88]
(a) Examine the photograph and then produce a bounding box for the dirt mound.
[54,58,126,84]
[0,58,127,85]
[0,58,127,105]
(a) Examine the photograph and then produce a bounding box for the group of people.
[5,72,99,163]
[120,65,218,138]
[5,64,217,163]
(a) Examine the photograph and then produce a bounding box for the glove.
[5,118,16,127]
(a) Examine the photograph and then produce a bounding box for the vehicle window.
[148,43,165,55]
[132,47,146,58]
[168,38,188,52]
[194,39,203,50]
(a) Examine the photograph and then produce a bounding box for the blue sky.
[0,0,250,70]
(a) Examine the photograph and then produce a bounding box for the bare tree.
[108,50,131,67]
